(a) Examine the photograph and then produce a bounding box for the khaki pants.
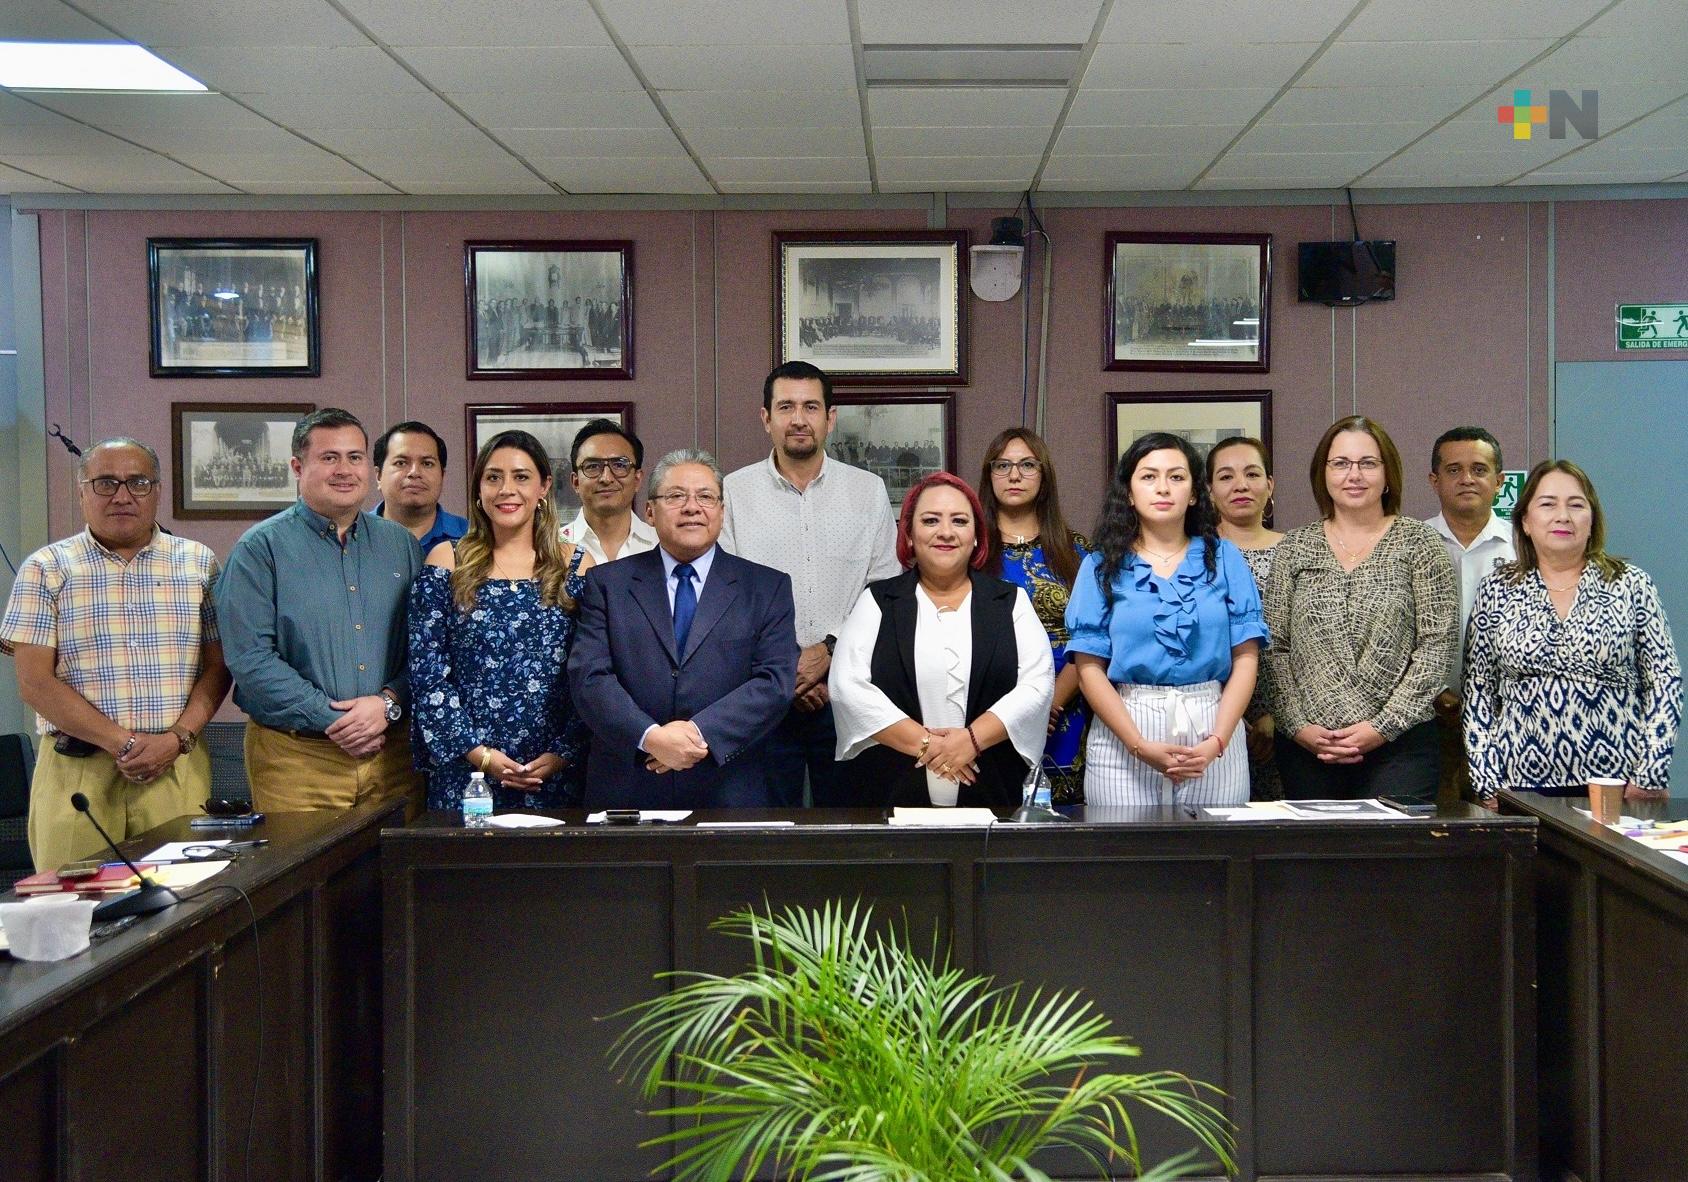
[244,722,423,821]
[28,741,212,873]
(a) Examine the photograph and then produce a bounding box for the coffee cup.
[1587,777,1625,825]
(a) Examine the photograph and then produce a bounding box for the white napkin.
[485,813,567,829]
[0,894,97,961]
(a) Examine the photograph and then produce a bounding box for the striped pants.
[1083,680,1248,808]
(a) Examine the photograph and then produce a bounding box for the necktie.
[672,562,697,655]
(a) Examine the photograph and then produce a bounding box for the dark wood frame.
[463,401,635,514]
[170,400,315,520]
[826,389,958,507]
[1107,389,1273,482]
[773,229,969,386]
[464,240,634,380]
[1104,231,1271,374]
[147,237,321,377]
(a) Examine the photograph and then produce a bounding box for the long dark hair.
[977,427,1081,586]
[1093,432,1220,599]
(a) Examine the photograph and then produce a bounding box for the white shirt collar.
[762,450,829,494]
[659,542,717,587]
[1427,511,1512,552]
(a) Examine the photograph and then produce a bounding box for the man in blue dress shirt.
[216,408,424,817]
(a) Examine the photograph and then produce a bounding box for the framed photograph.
[825,391,956,508]
[465,241,633,379]
[465,402,634,517]
[774,230,967,385]
[1104,232,1271,373]
[171,401,314,519]
[149,238,320,377]
[1107,390,1273,478]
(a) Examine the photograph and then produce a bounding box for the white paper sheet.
[485,813,566,828]
[140,839,231,862]
[585,810,692,824]
[887,807,998,827]
[695,820,797,828]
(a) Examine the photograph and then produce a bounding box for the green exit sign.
[1493,471,1526,521]
[1616,303,1688,349]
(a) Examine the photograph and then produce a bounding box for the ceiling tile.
[1261,86,1476,124]
[1231,120,1426,155]
[662,89,861,127]
[1299,39,1554,89]
[881,177,1027,192]
[1067,88,1278,125]
[153,45,422,94]
[533,155,713,193]
[77,0,366,47]
[706,156,866,183]
[0,160,79,193]
[242,178,400,193]
[1530,34,1688,85]
[0,0,123,41]
[312,126,521,158]
[351,153,551,185]
[1479,81,1687,128]
[595,0,850,45]
[873,125,1053,157]
[339,0,612,47]
[687,124,865,156]
[869,87,1066,127]
[446,89,668,128]
[1342,0,1614,42]
[863,46,1082,84]
[877,154,1040,183]
[401,176,558,194]
[167,151,378,183]
[232,90,472,130]
[2,150,238,191]
[857,0,1103,44]
[1054,123,1236,156]
[1099,0,1355,44]
[718,179,874,193]
[1040,154,1206,187]
[397,46,641,92]
[107,122,321,155]
[1194,174,1346,190]
[0,120,129,154]
[1083,42,1317,90]
[495,126,685,156]
[1205,150,1384,180]
[632,44,856,90]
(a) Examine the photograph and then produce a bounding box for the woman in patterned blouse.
[1463,460,1681,804]
[1207,436,1286,800]
[978,428,1092,802]
[1263,416,1457,802]
[408,431,592,812]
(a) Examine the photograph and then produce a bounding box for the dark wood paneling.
[0,1049,57,1182]
[317,846,383,1182]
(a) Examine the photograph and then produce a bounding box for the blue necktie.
[672,562,697,655]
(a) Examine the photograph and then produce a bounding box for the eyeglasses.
[81,476,158,497]
[575,458,636,479]
[990,458,1042,477]
[653,489,722,509]
[1326,458,1383,474]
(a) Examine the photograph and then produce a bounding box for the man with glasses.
[569,449,796,810]
[561,418,656,562]
[1,439,230,871]
[720,362,899,807]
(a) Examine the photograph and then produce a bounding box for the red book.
[12,864,158,895]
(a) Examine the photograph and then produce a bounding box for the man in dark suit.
[568,449,798,810]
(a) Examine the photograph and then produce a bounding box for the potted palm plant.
[611,900,1236,1181]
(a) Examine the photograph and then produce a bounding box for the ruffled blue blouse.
[1064,537,1268,686]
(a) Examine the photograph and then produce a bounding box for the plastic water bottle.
[462,771,493,828]
[1028,766,1054,811]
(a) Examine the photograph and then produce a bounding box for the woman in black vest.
[829,472,1055,808]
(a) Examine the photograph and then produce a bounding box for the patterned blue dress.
[407,551,589,811]
[999,533,1092,803]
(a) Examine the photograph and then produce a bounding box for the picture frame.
[464,402,635,517]
[774,230,968,385]
[825,391,957,508]
[1104,232,1271,373]
[1107,390,1273,479]
[148,238,320,377]
[171,401,315,519]
[465,240,633,380]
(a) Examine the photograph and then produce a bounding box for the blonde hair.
[451,430,576,613]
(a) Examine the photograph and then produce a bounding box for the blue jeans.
[761,702,846,808]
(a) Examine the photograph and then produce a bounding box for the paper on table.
[585,810,692,824]
[151,861,229,888]
[695,820,797,828]
[1206,804,1292,820]
[140,839,231,862]
[485,813,566,829]
[1280,799,1401,820]
[887,807,998,827]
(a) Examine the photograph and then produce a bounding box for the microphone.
[70,791,180,921]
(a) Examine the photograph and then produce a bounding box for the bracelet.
[1203,731,1227,756]
[916,732,931,760]
[965,724,982,759]
[118,733,138,758]
[479,747,494,773]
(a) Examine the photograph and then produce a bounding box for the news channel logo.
[1497,89,1598,141]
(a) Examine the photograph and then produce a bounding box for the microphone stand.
[70,791,180,921]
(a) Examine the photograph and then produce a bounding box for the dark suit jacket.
[848,568,1030,809]
[567,546,797,810]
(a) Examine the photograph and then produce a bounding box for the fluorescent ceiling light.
[0,42,207,91]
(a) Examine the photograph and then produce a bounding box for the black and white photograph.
[775,231,967,384]
[465,402,633,516]
[825,392,956,508]
[1105,232,1271,373]
[1108,390,1272,478]
[171,401,314,519]
[466,241,633,380]
[149,239,319,377]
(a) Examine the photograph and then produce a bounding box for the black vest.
[848,567,1030,809]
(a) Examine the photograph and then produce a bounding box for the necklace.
[1136,541,1186,564]
[1328,521,1383,562]
[1542,568,1583,593]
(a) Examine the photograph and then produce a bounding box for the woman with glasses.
[408,430,592,813]
[1463,460,1680,806]
[977,428,1092,802]
[1263,416,1457,801]
[1066,433,1266,808]
[1206,436,1286,799]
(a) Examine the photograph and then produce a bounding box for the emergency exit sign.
[1493,471,1526,521]
[1616,303,1688,349]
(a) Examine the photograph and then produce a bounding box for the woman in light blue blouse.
[1066,432,1268,807]
[408,430,590,813]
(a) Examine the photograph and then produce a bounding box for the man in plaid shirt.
[1,438,230,872]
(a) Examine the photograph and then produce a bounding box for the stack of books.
[11,864,157,896]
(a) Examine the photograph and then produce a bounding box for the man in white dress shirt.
[561,418,658,564]
[1425,426,1516,689]
[720,362,900,807]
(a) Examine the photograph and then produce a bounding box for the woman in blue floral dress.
[408,430,590,811]
[978,428,1093,802]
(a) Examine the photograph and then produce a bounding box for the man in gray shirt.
[216,408,424,817]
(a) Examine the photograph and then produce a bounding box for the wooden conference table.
[384,803,1538,1182]
[1499,791,1688,1182]
[0,799,401,1182]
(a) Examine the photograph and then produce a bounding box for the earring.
[1265,495,1276,519]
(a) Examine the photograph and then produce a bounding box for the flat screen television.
[1297,240,1396,306]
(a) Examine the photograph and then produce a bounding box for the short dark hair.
[291,408,367,459]
[374,420,448,470]
[569,418,644,470]
[762,361,832,413]
[1430,426,1503,474]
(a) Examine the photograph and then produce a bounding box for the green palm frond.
[608,898,1237,1181]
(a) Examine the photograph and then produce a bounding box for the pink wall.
[39,193,1654,555]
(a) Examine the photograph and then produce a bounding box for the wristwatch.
[380,689,403,723]
[169,725,198,755]
[823,634,837,656]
